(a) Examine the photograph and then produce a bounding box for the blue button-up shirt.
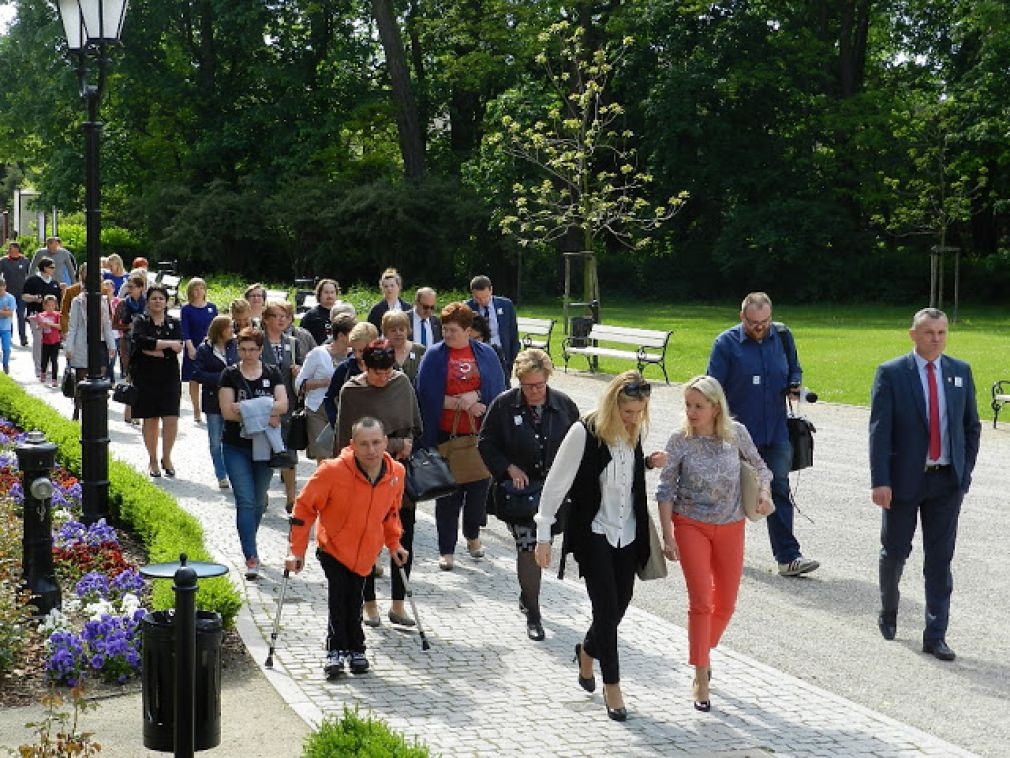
[912,352,950,465]
[707,323,801,447]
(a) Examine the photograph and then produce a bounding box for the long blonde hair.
[680,374,735,443]
[584,370,650,447]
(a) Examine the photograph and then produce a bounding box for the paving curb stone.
[3,344,988,757]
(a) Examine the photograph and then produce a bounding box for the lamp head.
[29,477,54,501]
[79,0,128,44]
[57,0,86,51]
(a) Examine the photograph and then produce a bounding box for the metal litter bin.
[141,610,223,752]
[570,316,594,348]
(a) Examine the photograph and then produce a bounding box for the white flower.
[38,607,71,635]
[84,599,116,621]
[119,593,141,614]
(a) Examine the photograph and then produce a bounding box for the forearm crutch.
[265,516,304,668]
[397,565,432,651]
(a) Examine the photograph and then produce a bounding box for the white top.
[295,345,338,411]
[535,422,637,547]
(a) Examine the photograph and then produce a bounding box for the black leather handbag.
[111,379,138,405]
[404,448,457,502]
[61,367,76,399]
[493,480,543,522]
[787,415,815,471]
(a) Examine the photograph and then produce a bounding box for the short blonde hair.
[381,310,410,334]
[379,267,402,288]
[349,321,379,344]
[680,375,734,443]
[186,277,207,301]
[584,370,650,447]
[513,348,553,381]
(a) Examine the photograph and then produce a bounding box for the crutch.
[397,565,431,651]
[265,516,304,668]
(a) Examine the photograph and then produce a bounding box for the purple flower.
[9,482,23,503]
[75,572,111,602]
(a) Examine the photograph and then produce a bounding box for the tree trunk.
[371,0,426,179]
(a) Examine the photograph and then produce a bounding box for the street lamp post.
[57,0,128,525]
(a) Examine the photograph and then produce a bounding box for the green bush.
[0,374,241,626]
[302,707,430,758]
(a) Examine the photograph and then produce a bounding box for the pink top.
[37,310,61,345]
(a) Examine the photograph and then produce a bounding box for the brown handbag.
[437,409,490,485]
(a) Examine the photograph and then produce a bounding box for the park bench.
[517,316,556,353]
[991,381,1010,428]
[562,323,672,384]
[160,273,181,305]
[296,293,317,319]
[266,288,289,303]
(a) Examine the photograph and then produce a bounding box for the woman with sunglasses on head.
[335,339,422,627]
[478,349,579,642]
[656,375,772,712]
[416,302,507,571]
[534,370,667,721]
[129,284,184,478]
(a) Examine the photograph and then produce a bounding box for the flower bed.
[0,419,150,690]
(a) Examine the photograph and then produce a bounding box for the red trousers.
[673,513,745,667]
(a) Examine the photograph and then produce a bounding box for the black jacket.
[299,304,330,345]
[367,298,410,329]
[193,339,238,415]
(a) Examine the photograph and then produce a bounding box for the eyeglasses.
[520,381,547,391]
[417,303,435,312]
[621,382,652,399]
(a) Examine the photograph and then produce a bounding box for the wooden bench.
[517,316,555,353]
[991,381,1010,428]
[563,323,672,384]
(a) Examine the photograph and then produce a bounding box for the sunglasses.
[621,382,652,399]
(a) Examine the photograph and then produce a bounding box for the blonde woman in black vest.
[534,370,667,721]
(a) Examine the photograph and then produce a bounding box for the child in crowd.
[0,278,15,374]
[34,294,62,386]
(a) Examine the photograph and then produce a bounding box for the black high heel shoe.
[603,685,628,722]
[693,678,711,712]
[161,459,176,478]
[573,643,596,693]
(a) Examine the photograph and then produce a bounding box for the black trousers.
[40,343,59,379]
[363,501,415,603]
[317,550,366,654]
[577,532,638,684]
[880,468,962,641]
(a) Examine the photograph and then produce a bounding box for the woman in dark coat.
[366,268,409,328]
[478,349,579,641]
[130,284,184,477]
[194,315,239,489]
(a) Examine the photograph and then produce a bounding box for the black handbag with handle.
[111,379,138,405]
[61,367,76,399]
[286,389,309,451]
[493,480,543,522]
[404,448,457,502]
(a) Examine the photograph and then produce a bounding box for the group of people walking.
[1,246,977,721]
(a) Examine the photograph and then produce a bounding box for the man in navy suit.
[467,275,519,378]
[869,308,980,661]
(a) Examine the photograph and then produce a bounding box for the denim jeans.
[222,443,273,560]
[758,441,801,564]
[0,329,10,372]
[435,479,490,556]
[206,413,227,481]
[15,299,27,344]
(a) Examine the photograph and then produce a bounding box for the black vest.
[559,422,650,579]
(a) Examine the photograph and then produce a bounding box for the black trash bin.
[570,316,594,348]
[142,610,223,752]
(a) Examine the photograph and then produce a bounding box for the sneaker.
[218,478,230,490]
[50,380,58,388]
[348,651,369,674]
[245,557,260,580]
[778,556,820,577]
[40,372,47,384]
[323,650,345,678]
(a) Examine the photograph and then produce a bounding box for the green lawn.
[200,275,1007,419]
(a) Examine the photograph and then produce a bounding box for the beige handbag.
[739,453,774,521]
[636,513,668,581]
[437,409,490,485]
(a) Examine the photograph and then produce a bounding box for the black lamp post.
[57,0,128,525]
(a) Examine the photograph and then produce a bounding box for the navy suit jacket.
[869,353,981,500]
[466,295,520,372]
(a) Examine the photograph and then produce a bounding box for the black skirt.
[130,353,181,418]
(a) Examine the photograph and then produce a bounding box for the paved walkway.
[10,349,979,757]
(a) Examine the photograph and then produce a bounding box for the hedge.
[0,373,241,626]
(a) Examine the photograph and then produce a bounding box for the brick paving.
[9,348,978,757]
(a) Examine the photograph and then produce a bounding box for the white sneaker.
[778,556,820,577]
[323,650,346,678]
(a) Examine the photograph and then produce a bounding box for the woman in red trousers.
[656,375,773,712]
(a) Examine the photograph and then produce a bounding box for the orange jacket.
[289,446,404,577]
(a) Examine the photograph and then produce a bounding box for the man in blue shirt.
[708,292,819,577]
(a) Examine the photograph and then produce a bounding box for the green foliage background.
[1,0,1009,302]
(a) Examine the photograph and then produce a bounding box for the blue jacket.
[707,322,801,447]
[193,340,238,415]
[869,353,981,498]
[466,295,520,375]
[416,339,507,449]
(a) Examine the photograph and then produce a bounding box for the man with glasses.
[406,287,441,347]
[708,292,819,577]
[467,275,520,380]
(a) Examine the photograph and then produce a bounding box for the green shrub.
[0,374,241,626]
[302,707,430,758]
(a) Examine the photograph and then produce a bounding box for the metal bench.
[160,273,181,305]
[517,316,556,353]
[563,323,672,384]
[265,288,289,303]
[991,381,1010,428]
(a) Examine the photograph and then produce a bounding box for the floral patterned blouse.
[655,421,773,525]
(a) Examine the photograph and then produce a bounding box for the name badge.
[753,375,761,385]
[262,379,270,387]
[409,352,416,361]
[954,376,963,388]
[514,415,524,426]
[497,307,503,315]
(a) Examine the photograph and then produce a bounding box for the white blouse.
[535,423,638,547]
[294,345,338,412]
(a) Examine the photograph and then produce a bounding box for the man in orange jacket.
[285,416,409,678]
